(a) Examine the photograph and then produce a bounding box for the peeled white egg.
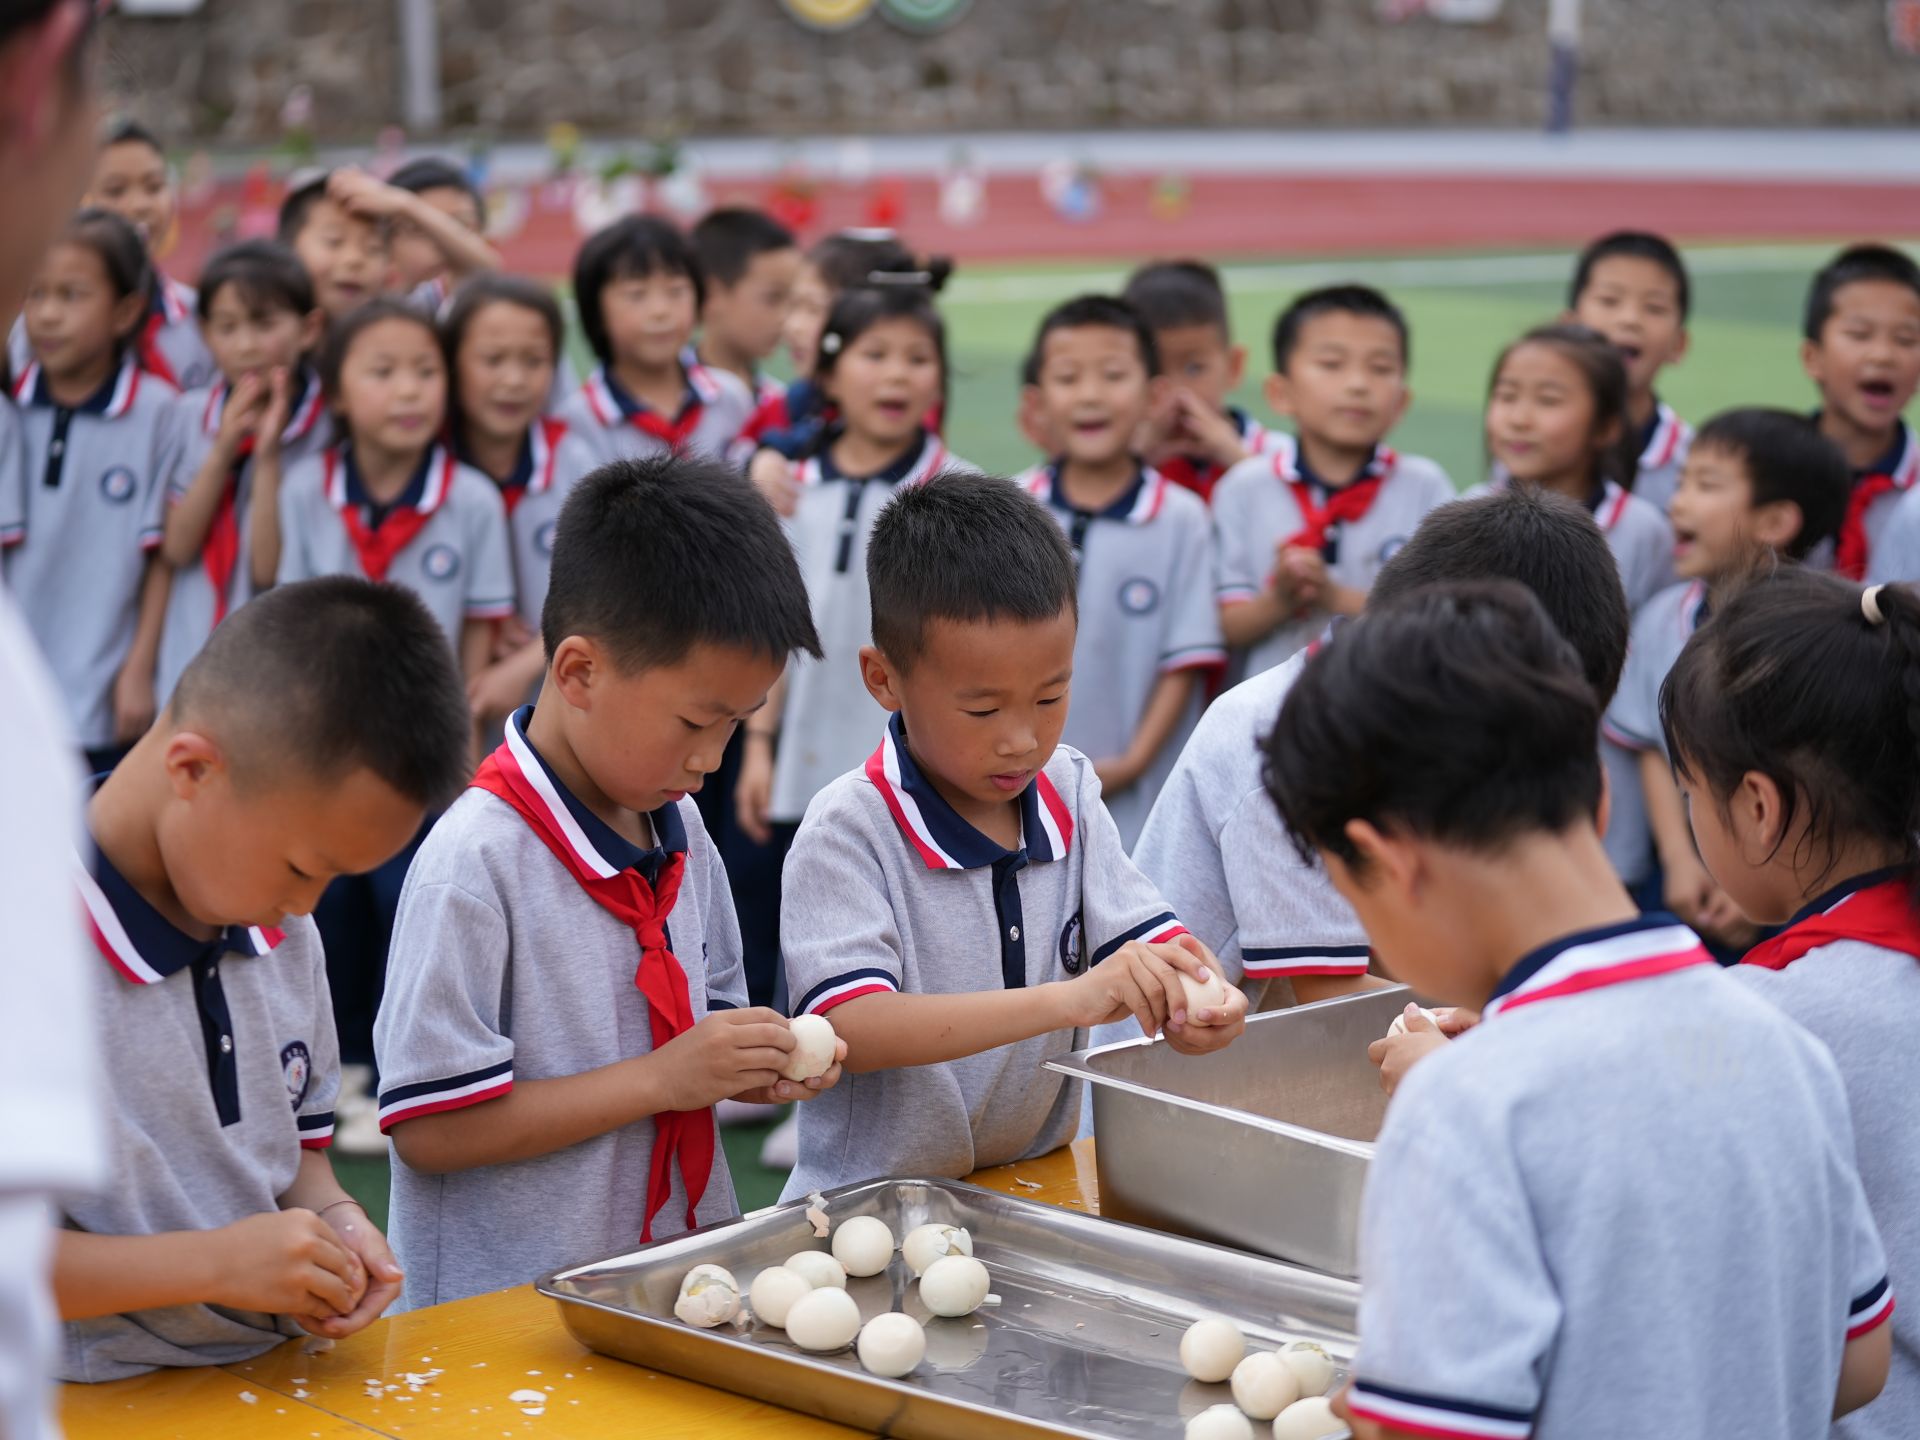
[784,1251,848,1290]
[919,1255,992,1318]
[1180,969,1234,1021]
[782,1013,839,1082]
[1179,1317,1247,1383]
[747,1266,813,1329]
[1271,1395,1342,1440]
[1386,1004,1439,1038]
[902,1223,973,1276]
[784,1286,862,1353]
[856,1311,927,1378]
[672,1264,741,1328]
[1184,1403,1254,1440]
[831,1216,896,1278]
[1277,1340,1335,1398]
[1229,1352,1302,1420]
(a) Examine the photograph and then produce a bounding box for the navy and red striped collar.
[76,844,283,986]
[326,442,454,521]
[1780,865,1912,932]
[1276,439,1397,493]
[1638,399,1687,469]
[457,417,567,498]
[1859,419,1918,488]
[803,428,947,489]
[501,706,686,879]
[13,353,140,417]
[1023,461,1169,525]
[581,360,719,430]
[864,712,1073,871]
[1483,912,1711,1021]
[200,369,325,445]
[150,273,193,326]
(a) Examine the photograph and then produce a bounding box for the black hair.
[1662,569,1920,899]
[867,470,1077,670]
[693,207,798,289]
[61,208,151,342]
[541,456,821,671]
[440,275,565,438]
[171,576,473,809]
[317,297,441,403]
[807,229,953,296]
[1123,259,1229,338]
[100,115,164,156]
[1803,243,1920,342]
[1271,283,1409,374]
[1489,322,1630,489]
[571,215,703,365]
[1263,579,1603,870]
[1690,408,1852,562]
[276,172,331,246]
[1569,230,1692,324]
[1371,487,1629,706]
[387,155,486,226]
[1024,294,1160,382]
[195,240,315,324]
[813,282,949,422]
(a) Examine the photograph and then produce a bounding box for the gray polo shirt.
[376,707,749,1309]
[155,375,333,705]
[1630,401,1692,514]
[1346,915,1891,1440]
[1864,426,1920,584]
[0,395,24,547]
[553,360,753,470]
[1213,443,1454,680]
[458,416,599,634]
[780,714,1186,1200]
[2,358,181,748]
[1599,579,1708,887]
[1021,463,1225,850]
[62,848,339,1382]
[770,433,972,823]
[275,443,517,647]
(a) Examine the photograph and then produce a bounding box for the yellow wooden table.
[61,1141,1101,1439]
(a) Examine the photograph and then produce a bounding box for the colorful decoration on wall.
[880,0,973,32]
[780,0,879,31]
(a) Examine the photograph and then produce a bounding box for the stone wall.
[100,0,1920,142]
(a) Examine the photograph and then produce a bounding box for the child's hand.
[652,1008,796,1113]
[327,166,409,220]
[1662,853,1718,930]
[289,1202,403,1339]
[749,449,800,518]
[251,367,292,455]
[1064,935,1214,1038]
[735,737,776,845]
[111,658,156,744]
[1156,937,1249,1054]
[1273,546,1327,612]
[205,1209,368,1322]
[214,372,267,453]
[1367,1003,1451,1097]
[730,1036,850,1106]
[1696,890,1759,952]
[1134,388,1184,463]
[466,660,527,729]
[1175,389,1250,469]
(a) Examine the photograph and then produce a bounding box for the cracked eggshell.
[784,1250,848,1290]
[781,1014,839,1082]
[902,1223,973,1276]
[1179,969,1234,1021]
[1386,1004,1439,1038]
[1185,1404,1255,1440]
[919,1255,992,1318]
[748,1266,813,1330]
[1271,1395,1341,1440]
[1230,1352,1302,1420]
[831,1215,896,1278]
[784,1286,862,1353]
[1180,1317,1246,1383]
[1277,1341,1335,1397]
[856,1311,927,1378]
[673,1264,741,1328]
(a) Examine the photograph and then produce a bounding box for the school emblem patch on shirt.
[99,466,138,504]
[421,543,461,581]
[1059,912,1087,975]
[281,1040,312,1108]
[534,521,558,556]
[1377,535,1409,563]
[1118,577,1160,616]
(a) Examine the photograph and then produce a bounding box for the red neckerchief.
[1837,474,1901,580]
[1155,453,1224,503]
[202,438,251,626]
[324,446,451,583]
[1281,450,1393,552]
[1742,873,1920,971]
[469,740,713,1242]
[500,416,568,518]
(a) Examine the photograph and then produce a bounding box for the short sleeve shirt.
[457,417,599,632]
[1347,915,1891,1440]
[376,707,749,1309]
[1598,580,1708,885]
[554,360,754,470]
[0,396,25,547]
[1213,445,1455,679]
[146,278,217,394]
[275,443,517,646]
[780,714,1185,1200]
[62,848,339,1382]
[1630,401,1692,514]
[1021,463,1225,848]
[1,358,181,747]
[1864,425,1920,584]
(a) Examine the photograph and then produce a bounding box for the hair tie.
[1862,584,1888,626]
[819,332,842,356]
[867,269,933,287]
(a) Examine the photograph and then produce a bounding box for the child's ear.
[1670,326,1691,366]
[161,729,228,800]
[1734,768,1790,857]
[1262,371,1295,420]
[1226,343,1247,390]
[546,634,598,711]
[111,290,147,344]
[1752,499,1805,555]
[1342,818,1418,900]
[858,644,904,714]
[1800,336,1825,385]
[298,308,326,356]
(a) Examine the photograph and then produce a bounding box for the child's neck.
[352,434,429,504]
[1528,463,1603,505]
[1296,431,1376,488]
[908,733,1023,850]
[45,350,117,409]
[831,427,915,477]
[1782,837,1913,918]
[696,336,756,389]
[1057,450,1138,509]
[525,683,655,850]
[1625,387,1657,436]
[460,421,525,485]
[613,355,687,415]
[85,731,219,943]
[1817,406,1900,472]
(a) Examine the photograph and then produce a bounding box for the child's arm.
[1836,1322,1892,1418]
[329,169,500,282]
[248,374,297,591]
[1640,748,1717,928]
[161,376,267,567]
[111,556,169,742]
[1174,389,1252,471]
[457,617,495,680]
[1094,668,1199,797]
[735,670,790,845]
[467,636,547,730]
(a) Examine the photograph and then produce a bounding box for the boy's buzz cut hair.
[1263,579,1604,870]
[1803,243,1920,341]
[387,155,486,226]
[195,239,315,324]
[1569,230,1692,323]
[1691,408,1851,561]
[1271,283,1410,375]
[171,577,473,809]
[542,456,822,672]
[1370,487,1629,706]
[101,115,163,154]
[692,207,798,290]
[1122,259,1229,338]
[867,471,1077,671]
[1025,294,1160,381]
[571,215,704,365]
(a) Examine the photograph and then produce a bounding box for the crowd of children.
[10,104,1919,1440]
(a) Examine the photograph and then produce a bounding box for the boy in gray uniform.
[53,579,473,1381]
[1266,582,1892,1440]
[1018,295,1224,848]
[780,473,1247,1201]
[377,459,840,1308]
[1213,286,1453,680]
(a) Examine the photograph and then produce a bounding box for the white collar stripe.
[878,730,963,870]
[1487,922,1708,1019]
[584,370,617,428]
[75,863,165,985]
[802,973,901,1016]
[1348,1383,1532,1440]
[105,357,139,418]
[502,715,621,879]
[12,364,37,401]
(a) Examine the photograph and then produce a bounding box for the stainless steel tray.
[538,1177,1358,1440]
[1047,986,1413,1279]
